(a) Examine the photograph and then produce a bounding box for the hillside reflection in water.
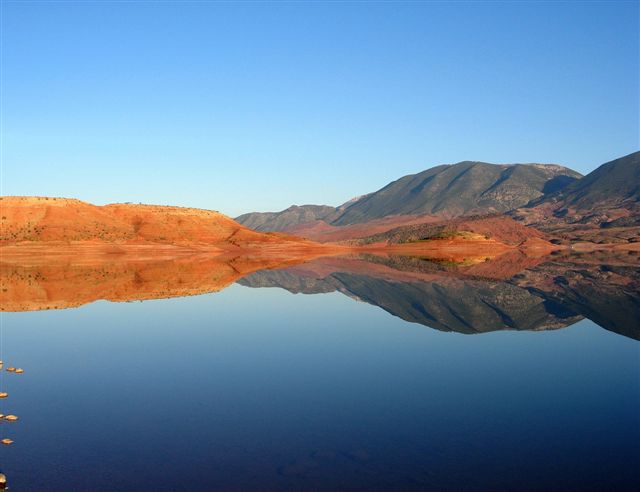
[2,250,639,339]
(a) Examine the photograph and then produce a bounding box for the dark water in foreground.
[0,254,638,491]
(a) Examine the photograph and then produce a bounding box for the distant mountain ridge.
[236,161,582,232]
[236,205,337,232]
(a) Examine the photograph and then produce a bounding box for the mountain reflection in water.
[1,249,638,340]
[239,251,640,339]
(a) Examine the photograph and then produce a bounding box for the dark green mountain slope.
[333,162,581,225]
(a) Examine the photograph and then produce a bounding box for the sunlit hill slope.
[0,196,330,253]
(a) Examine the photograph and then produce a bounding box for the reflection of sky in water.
[1,285,638,491]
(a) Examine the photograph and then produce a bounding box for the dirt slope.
[283,214,442,242]
[0,196,336,253]
[355,214,551,247]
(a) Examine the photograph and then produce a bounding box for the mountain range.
[236,152,639,245]
[237,160,582,230]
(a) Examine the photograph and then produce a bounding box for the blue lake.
[0,255,638,491]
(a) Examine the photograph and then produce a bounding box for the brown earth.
[511,200,640,246]
[354,214,550,246]
[1,197,558,258]
[283,214,442,242]
[437,215,547,246]
[278,200,639,253]
[0,196,564,297]
[0,196,346,255]
[284,213,556,252]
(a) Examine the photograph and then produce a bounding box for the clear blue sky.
[1,1,638,216]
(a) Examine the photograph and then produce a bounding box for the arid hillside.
[0,196,336,254]
[355,214,547,247]
[283,214,441,243]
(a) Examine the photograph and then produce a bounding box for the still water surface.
[0,254,638,491]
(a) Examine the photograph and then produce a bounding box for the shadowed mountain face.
[512,151,640,240]
[237,253,640,340]
[540,151,639,214]
[236,162,581,232]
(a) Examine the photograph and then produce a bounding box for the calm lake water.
[0,253,638,491]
